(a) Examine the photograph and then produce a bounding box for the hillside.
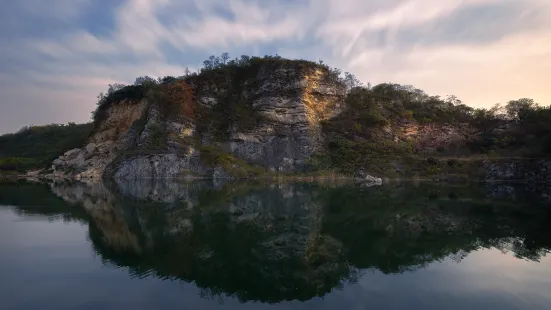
[2,54,550,181]
[318,84,551,178]
[0,123,92,173]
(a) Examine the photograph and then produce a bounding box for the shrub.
[359,110,389,127]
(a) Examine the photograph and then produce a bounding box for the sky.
[1,0,550,134]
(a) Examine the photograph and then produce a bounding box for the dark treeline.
[0,123,93,172]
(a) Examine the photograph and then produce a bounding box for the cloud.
[0,0,550,133]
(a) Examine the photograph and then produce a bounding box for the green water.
[1,180,550,309]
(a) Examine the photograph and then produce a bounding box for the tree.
[160,76,176,84]
[488,103,507,120]
[202,55,220,70]
[446,95,462,106]
[134,76,156,86]
[203,60,213,70]
[107,83,126,95]
[213,56,221,68]
[505,98,536,121]
[221,52,230,65]
[343,72,362,91]
[327,67,341,83]
[239,55,251,66]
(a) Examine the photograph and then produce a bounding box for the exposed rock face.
[219,67,345,171]
[50,100,149,180]
[114,154,199,179]
[51,63,346,180]
[394,123,473,154]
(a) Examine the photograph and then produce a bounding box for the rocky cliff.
[46,57,550,183]
[51,60,346,180]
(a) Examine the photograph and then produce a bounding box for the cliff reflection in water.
[2,180,551,303]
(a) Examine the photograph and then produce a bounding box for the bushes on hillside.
[0,123,92,171]
[0,158,35,172]
[89,54,550,162]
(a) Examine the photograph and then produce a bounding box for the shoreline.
[3,171,550,185]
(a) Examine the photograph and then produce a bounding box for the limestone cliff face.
[51,62,345,180]
[230,68,344,171]
[193,64,345,171]
[52,100,206,180]
[51,100,148,180]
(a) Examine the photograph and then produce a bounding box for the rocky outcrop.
[398,123,473,154]
[51,62,346,180]
[46,59,548,183]
[220,67,345,172]
[50,99,149,180]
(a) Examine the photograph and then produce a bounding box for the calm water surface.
[1,180,550,310]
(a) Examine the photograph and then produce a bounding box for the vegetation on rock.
[317,82,551,176]
[2,54,550,177]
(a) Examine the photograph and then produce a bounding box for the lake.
[1,180,550,310]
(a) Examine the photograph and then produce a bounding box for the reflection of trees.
[320,184,551,272]
[86,183,354,303]
[0,180,88,222]
[1,180,550,303]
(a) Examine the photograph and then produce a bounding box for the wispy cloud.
[0,0,550,133]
